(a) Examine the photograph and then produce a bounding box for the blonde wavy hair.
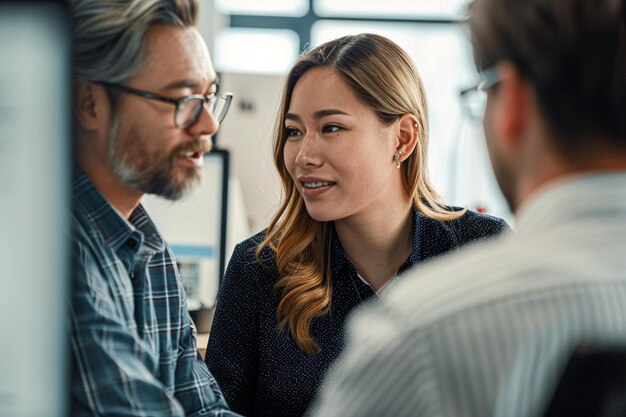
[258,33,464,354]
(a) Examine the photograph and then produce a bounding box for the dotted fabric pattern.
[204,208,509,417]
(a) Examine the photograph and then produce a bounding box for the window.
[314,0,470,20]
[216,0,309,17]
[215,28,300,75]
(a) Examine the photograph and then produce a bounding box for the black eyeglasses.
[459,67,501,120]
[101,82,233,129]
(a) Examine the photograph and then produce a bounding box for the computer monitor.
[0,1,71,417]
[142,150,230,313]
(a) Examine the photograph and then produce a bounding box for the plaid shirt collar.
[72,166,165,254]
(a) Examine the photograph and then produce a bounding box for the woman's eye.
[323,125,342,133]
[285,127,302,138]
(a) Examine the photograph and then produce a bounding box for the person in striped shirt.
[310,0,626,416]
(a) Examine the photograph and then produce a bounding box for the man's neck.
[515,149,626,214]
[76,158,143,219]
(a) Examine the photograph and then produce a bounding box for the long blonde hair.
[258,33,464,354]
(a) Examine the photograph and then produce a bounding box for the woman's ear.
[74,80,107,132]
[394,113,419,163]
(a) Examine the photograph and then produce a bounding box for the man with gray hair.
[69,1,237,415]
[310,0,626,416]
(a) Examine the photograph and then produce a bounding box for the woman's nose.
[295,133,322,168]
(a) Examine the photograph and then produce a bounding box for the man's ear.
[394,113,419,163]
[491,63,530,149]
[74,80,108,132]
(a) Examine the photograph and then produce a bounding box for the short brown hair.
[469,0,626,157]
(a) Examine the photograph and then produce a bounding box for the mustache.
[172,137,212,155]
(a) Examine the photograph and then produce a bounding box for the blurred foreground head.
[468,0,626,210]
[469,0,626,151]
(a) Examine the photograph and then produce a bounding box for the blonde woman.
[205,33,509,417]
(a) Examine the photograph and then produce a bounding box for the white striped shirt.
[309,172,626,417]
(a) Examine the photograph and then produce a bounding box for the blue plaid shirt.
[70,168,239,416]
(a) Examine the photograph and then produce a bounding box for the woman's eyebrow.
[314,109,349,118]
[285,112,301,123]
[285,109,349,123]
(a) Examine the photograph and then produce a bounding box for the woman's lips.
[300,179,336,197]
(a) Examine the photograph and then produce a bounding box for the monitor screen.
[142,150,230,311]
[0,2,71,417]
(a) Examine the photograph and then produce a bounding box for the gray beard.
[106,116,199,201]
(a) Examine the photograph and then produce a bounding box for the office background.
[198,0,511,236]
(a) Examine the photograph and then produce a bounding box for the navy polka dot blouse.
[204,208,509,417]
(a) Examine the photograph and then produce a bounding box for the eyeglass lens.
[175,95,231,128]
[463,88,487,120]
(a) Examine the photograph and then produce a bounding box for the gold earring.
[394,150,401,169]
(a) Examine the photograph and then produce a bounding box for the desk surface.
[191,307,214,360]
[197,333,209,352]
[197,333,209,360]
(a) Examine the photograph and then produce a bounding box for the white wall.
[217,72,285,234]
